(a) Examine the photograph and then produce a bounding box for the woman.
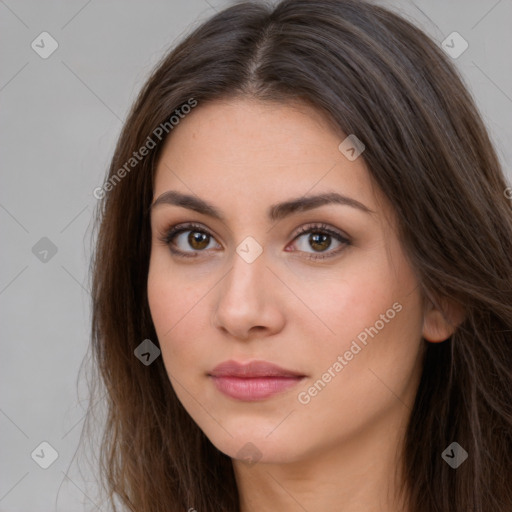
[85,0,512,510]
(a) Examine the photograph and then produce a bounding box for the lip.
[210,360,305,378]
[208,360,306,401]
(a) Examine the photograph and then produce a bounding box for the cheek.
[297,245,423,380]
[148,248,200,329]
[298,255,408,343]
[147,257,175,339]
[293,270,423,432]
[147,254,197,359]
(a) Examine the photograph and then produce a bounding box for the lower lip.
[210,376,304,401]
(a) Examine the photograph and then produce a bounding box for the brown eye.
[308,232,332,252]
[289,223,351,261]
[188,231,210,250]
[162,223,221,257]
[161,222,351,261]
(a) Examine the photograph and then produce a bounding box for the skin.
[147,97,458,512]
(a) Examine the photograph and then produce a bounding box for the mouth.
[208,360,306,401]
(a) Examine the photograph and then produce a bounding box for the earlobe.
[422,296,465,343]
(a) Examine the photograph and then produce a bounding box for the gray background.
[1,0,511,511]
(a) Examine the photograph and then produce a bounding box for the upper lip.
[209,360,306,378]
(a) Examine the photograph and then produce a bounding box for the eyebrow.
[150,190,375,222]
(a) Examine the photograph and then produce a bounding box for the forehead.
[153,97,385,218]
[158,97,343,167]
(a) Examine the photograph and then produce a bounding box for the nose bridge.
[212,236,275,336]
[223,239,267,302]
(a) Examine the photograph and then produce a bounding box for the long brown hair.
[84,0,512,510]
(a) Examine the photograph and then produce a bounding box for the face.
[147,97,428,466]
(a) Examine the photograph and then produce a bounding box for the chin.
[204,426,307,466]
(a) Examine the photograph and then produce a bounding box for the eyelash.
[158,222,351,261]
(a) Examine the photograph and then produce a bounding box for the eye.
[158,222,351,260]
[159,223,220,258]
[287,223,351,261]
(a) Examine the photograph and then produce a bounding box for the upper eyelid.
[294,223,349,239]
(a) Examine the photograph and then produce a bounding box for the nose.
[212,247,285,341]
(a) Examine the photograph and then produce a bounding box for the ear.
[422,295,465,343]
